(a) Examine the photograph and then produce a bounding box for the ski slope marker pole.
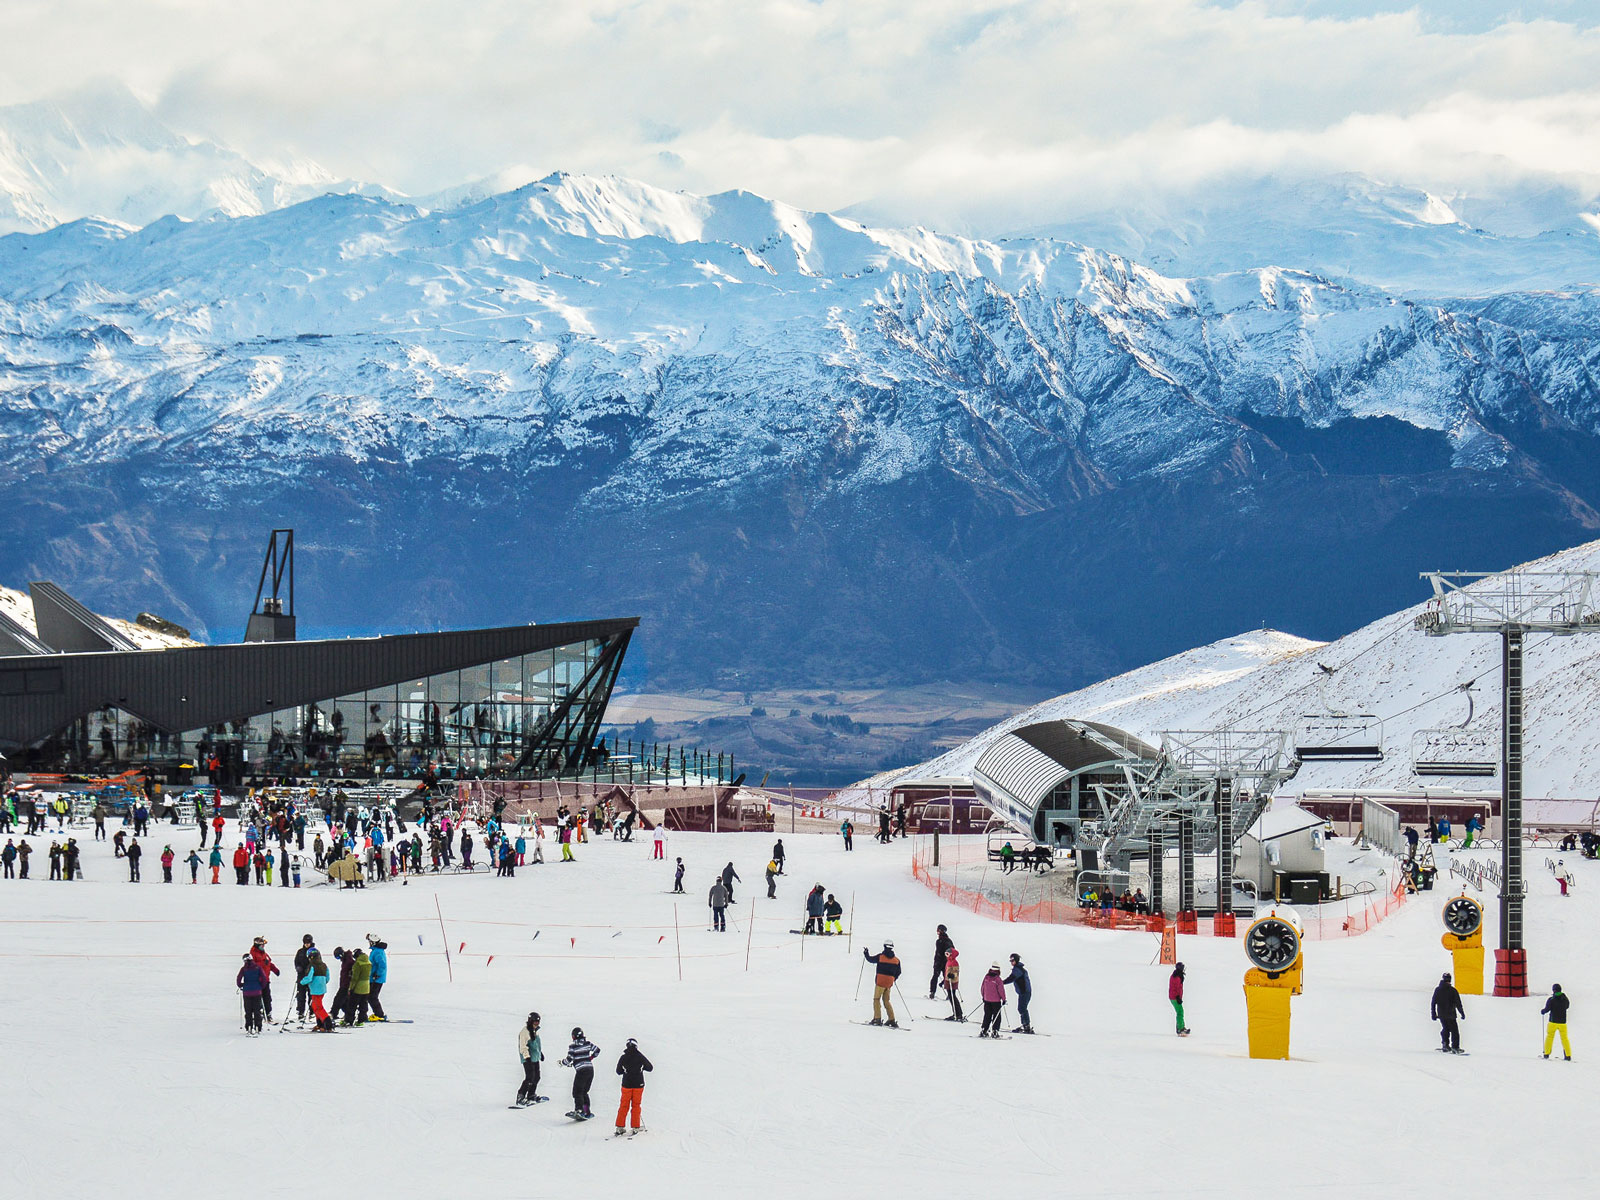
[846,892,855,953]
[673,903,682,982]
[746,898,755,971]
[434,892,453,983]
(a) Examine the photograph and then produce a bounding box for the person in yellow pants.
[1542,984,1572,1060]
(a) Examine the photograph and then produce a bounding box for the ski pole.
[893,982,915,1024]
[854,958,867,1002]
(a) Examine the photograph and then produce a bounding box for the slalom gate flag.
[1160,924,1177,965]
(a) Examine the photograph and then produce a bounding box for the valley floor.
[0,827,1593,1197]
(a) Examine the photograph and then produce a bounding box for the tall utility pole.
[1415,570,1600,996]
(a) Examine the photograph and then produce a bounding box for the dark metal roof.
[0,617,638,747]
[1014,719,1157,774]
[0,610,50,656]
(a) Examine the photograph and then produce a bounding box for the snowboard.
[509,1097,551,1109]
[850,1020,909,1031]
[564,1110,598,1121]
[1011,1028,1051,1036]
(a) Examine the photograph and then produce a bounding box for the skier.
[126,838,142,882]
[1556,860,1571,897]
[329,947,354,1025]
[721,861,740,904]
[708,877,728,932]
[765,858,778,899]
[560,1027,602,1119]
[841,819,853,851]
[943,945,965,1021]
[250,936,281,1022]
[1169,963,1190,1036]
[366,934,389,1021]
[824,893,843,935]
[804,884,826,934]
[186,848,201,883]
[233,843,249,885]
[1431,971,1465,1054]
[350,948,373,1024]
[673,857,685,894]
[979,962,1006,1037]
[862,942,902,1027]
[515,1012,547,1106]
[772,838,786,875]
[237,953,267,1035]
[294,934,316,1022]
[1542,984,1572,1060]
[300,950,333,1031]
[1003,954,1034,1033]
[652,824,665,861]
[613,1037,653,1136]
[160,845,175,883]
[929,925,954,998]
[877,809,891,844]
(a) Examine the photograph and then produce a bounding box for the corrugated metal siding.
[0,617,638,746]
[975,734,1072,811]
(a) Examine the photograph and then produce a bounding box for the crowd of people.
[235,931,393,1034]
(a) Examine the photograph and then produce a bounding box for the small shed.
[1237,803,1330,902]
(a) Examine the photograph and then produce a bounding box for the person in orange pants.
[613,1038,653,1135]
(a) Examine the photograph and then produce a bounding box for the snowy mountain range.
[4,166,1600,697]
[875,536,1600,801]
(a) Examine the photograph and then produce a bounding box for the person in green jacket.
[351,949,373,1024]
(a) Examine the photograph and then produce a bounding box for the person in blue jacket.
[1003,953,1034,1034]
[365,933,389,1021]
[237,954,267,1034]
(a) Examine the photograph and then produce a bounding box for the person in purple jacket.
[237,954,267,1035]
[979,962,1007,1037]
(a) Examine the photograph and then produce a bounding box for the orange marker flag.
[1159,924,1177,965]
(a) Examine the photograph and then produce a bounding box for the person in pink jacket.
[1169,963,1190,1036]
[979,962,1007,1037]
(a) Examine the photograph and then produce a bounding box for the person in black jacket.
[1542,984,1572,1060]
[863,942,902,1026]
[293,934,316,1022]
[1431,972,1465,1053]
[929,925,954,999]
[721,862,740,904]
[613,1038,654,1135]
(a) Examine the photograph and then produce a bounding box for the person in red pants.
[613,1038,653,1136]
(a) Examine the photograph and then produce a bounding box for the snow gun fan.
[1440,895,1485,995]
[1242,913,1303,1061]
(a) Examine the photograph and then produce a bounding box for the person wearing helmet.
[979,962,1006,1037]
[237,953,267,1034]
[560,1027,602,1118]
[862,941,902,1027]
[1003,954,1034,1034]
[249,937,280,1023]
[943,945,965,1022]
[299,950,333,1032]
[365,934,389,1022]
[1542,984,1571,1060]
[1431,971,1465,1054]
[1169,963,1189,1036]
[613,1037,654,1135]
[514,1013,547,1106]
[929,925,954,999]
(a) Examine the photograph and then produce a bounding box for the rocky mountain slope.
[3,172,1600,698]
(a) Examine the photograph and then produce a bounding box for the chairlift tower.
[1415,569,1600,996]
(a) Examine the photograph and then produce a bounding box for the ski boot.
[885,1020,899,1029]
[868,1018,883,1026]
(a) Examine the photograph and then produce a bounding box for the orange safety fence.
[910,837,1412,938]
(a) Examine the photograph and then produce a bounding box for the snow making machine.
[1242,911,1304,1060]
[1440,894,1485,996]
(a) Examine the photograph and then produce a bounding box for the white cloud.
[2,1,1598,228]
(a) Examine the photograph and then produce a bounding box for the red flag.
[570,937,576,948]
[487,956,494,965]
[459,942,466,953]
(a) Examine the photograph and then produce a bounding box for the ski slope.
[1,825,1594,1197]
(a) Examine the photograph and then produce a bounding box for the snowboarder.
[1542,984,1572,1060]
[772,838,786,875]
[1432,971,1465,1053]
[765,858,779,898]
[943,946,965,1021]
[613,1037,653,1135]
[366,934,389,1021]
[237,954,267,1034]
[862,942,902,1027]
[673,857,685,893]
[1003,954,1033,1033]
[1169,963,1190,1036]
[824,893,843,935]
[708,877,728,931]
[515,1012,546,1105]
[560,1027,601,1119]
[804,884,826,934]
[979,962,1006,1037]
[721,861,740,904]
[929,924,954,998]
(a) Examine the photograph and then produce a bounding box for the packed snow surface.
[2,824,1595,1197]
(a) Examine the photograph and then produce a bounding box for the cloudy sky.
[3,1,1599,227]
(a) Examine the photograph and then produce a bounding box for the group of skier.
[235,931,391,1034]
[1429,972,1573,1059]
[512,1012,654,1135]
